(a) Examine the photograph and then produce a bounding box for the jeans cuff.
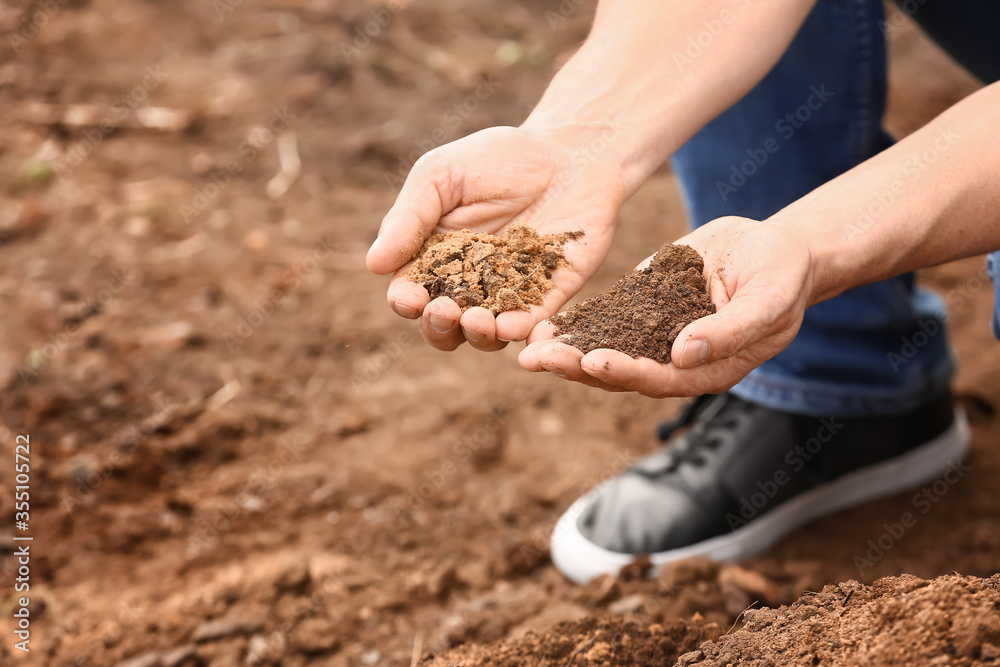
[728,365,954,418]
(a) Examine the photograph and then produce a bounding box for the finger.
[580,349,687,398]
[495,309,535,342]
[669,291,781,369]
[525,320,558,346]
[580,349,626,381]
[518,340,549,372]
[460,307,508,352]
[532,341,595,382]
[366,151,460,275]
[581,348,747,398]
[420,296,466,351]
[519,341,630,391]
[495,274,578,342]
[386,271,430,319]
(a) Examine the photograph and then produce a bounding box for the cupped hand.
[366,125,625,351]
[518,216,816,397]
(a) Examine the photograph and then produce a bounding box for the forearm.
[769,81,1000,305]
[522,0,817,196]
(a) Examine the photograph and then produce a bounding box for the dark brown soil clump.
[407,224,584,315]
[551,244,715,363]
[422,617,723,667]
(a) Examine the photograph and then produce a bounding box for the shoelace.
[655,394,718,441]
[645,394,745,474]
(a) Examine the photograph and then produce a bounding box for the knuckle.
[724,326,749,355]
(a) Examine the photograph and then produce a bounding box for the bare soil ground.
[0,1,997,666]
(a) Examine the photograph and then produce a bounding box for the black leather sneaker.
[550,392,969,584]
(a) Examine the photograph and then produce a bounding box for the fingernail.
[429,313,454,334]
[367,235,383,260]
[392,300,418,319]
[462,327,486,342]
[584,363,608,380]
[679,339,710,368]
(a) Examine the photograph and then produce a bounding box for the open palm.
[367,126,625,351]
[519,217,814,396]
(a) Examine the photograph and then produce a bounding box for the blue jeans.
[671,0,1000,418]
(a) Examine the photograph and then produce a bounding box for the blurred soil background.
[0,0,997,665]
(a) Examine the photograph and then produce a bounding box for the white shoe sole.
[550,408,970,585]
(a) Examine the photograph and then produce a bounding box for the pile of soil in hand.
[407,224,584,315]
[690,572,1000,667]
[422,617,723,667]
[551,243,715,363]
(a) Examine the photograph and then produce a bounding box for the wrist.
[520,37,680,197]
[766,213,833,307]
[519,117,658,199]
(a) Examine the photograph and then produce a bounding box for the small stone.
[245,635,270,665]
[428,563,458,599]
[125,215,151,237]
[292,617,339,653]
[117,652,160,667]
[148,321,195,351]
[275,560,310,591]
[243,229,270,253]
[245,633,285,665]
[161,644,197,667]
[360,649,381,665]
[193,618,262,642]
[337,413,370,437]
[608,594,647,615]
[718,565,778,602]
[677,650,704,666]
[981,642,1000,660]
[191,152,214,174]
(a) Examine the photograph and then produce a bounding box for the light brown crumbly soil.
[423,573,1000,666]
[551,244,715,363]
[422,617,723,666]
[407,224,584,315]
[694,573,1000,666]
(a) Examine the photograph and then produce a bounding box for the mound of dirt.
[551,244,715,363]
[426,573,1000,666]
[407,224,584,314]
[695,572,1000,667]
[421,616,723,667]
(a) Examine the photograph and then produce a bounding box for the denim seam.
[852,0,875,166]
[732,362,954,417]
[734,365,952,402]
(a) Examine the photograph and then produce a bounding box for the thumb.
[670,289,784,369]
[366,152,461,275]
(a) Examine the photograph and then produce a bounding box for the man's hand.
[367,125,625,351]
[518,217,815,397]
